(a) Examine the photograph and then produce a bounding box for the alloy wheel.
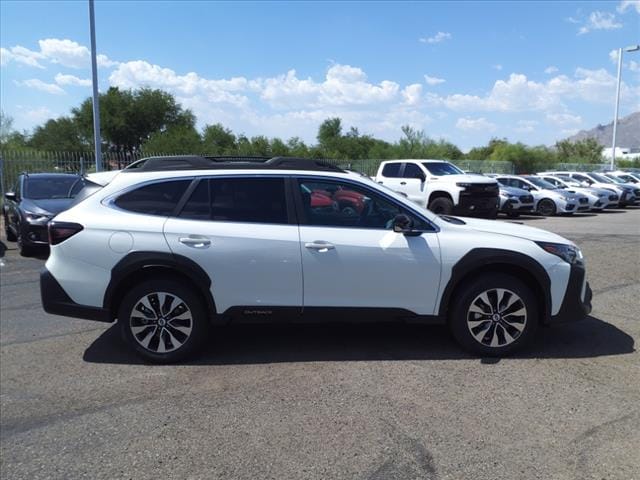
[466,288,527,348]
[129,292,193,353]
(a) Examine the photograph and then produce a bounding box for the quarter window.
[180,177,288,224]
[115,180,191,216]
[297,179,429,230]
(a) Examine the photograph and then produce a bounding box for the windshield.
[69,180,102,207]
[422,162,464,176]
[603,174,625,184]
[524,176,556,189]
[24,176,84,200]
[589,172,614,183]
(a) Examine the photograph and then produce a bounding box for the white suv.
[41,156,592,362]
[374,160,499,218]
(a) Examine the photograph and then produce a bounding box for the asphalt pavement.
[1,209,639,480]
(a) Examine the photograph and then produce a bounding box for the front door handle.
[400,181,407,185]
[305,241,335,253]
[179,235,211,248]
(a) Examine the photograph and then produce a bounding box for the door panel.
[299,226,441,314]
[164,219,303,313]
[296,177,441,315]
[164,176,303,314]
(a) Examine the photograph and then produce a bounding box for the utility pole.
[89,0,102,171]
[611,48,622,170]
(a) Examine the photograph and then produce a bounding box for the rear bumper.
[548,264,592,324]
[40,268,112,322]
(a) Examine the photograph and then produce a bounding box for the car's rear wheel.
[428,197,454,215]
[536,199,556,216]
[118,278,209,363]
[449,273,538,356]
[4,218,17,242]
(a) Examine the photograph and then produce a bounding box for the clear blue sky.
[1,0,639,150]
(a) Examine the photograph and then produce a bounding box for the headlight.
[508,195,519,200]
[456,182,472,188]
[24,212,50,222]
[536,241,583,265]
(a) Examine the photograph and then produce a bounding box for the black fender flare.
[103,251,217,321]
[438,248,552,322]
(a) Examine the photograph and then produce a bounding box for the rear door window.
[179,177,288,224]
[381,163,402,178]
[115,180,191,216]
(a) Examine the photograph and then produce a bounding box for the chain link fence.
[0,149,521,193]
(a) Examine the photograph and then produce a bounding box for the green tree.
[0,111,29,149]
[202,123,237,154]
[141,125,202,154]
[555,138,603,163]
[29,117,85,151]
[73,87,195,151]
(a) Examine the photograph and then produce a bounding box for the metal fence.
[0,150,519,193]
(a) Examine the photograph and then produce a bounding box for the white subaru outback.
[41,156,592,363]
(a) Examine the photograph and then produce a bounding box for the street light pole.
[89,0,102,172]
[610,44,640,170]
[610,48,622,170]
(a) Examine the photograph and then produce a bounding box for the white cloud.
[54,73,92,87]
[424,75,445,85]
[617,0,640,14]
[427,69,639,113]
[609,49,620,64]
[19,106,57,124]
[19,78,65,95]
[401,84,422,105]
[546,112,582,126]
[630,60,640,72]
[419,32,452,44]
[0,45,45,68]
[544,66,559,74]
[493,64,503,71]
[456,117,496,131]
[577,11,623,34]
[1,38,117,70]
[514,120,538,133]
[255,64,400,109]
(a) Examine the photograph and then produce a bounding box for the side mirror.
[392,214,422,236]
[416,172,426,182]
[4,192,16,201]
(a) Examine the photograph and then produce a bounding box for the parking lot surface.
[1,209,639,480]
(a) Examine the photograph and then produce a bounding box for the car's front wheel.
[118,278,209,363]
[536,199,556,216]
[449,273,538,356]
[428,197,454,215]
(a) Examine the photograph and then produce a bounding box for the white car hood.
[430,173,496,184]
[448,216,572,244]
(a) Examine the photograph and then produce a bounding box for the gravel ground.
[1,209,639,480]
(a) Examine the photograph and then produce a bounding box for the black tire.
[449,273,538,356]
[17,233,35,257]
[486,207,498,219]
[507,211,520,218]
[428,196,454,215]
[536,199,556,216]
[4,220,17,242]
[118,277,210,363]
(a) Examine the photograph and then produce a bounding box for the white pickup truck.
[375,159,499,218]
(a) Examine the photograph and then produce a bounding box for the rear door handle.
[179,235,211,248]
[305,241,335,252]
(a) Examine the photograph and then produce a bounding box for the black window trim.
[381,161,404,179]
[291,174,439,233]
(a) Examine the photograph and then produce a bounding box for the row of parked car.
[372,159,640,218]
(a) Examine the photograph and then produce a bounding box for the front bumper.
[40,268,112,322]
[456,195,499,217]
[548,264,592,324]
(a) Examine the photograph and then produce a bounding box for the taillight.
[48,221,84,245]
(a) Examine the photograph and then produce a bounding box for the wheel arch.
[428,190,454,206]
[103,252,218,323]
[438,248,551,324]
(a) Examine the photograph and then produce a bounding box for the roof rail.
[122,155,345,173]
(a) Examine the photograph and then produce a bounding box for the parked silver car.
[497,185,534,217]
[494,175,590,216]
[536,174,617,211]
